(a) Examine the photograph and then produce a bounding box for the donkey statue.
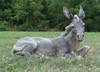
[11,5,90,59]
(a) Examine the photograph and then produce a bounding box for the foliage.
[0,0,100,31]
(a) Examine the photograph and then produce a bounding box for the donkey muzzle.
[76,34,84,42]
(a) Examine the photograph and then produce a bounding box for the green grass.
[0,32,100,72]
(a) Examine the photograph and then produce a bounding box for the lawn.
[0,32,100,72]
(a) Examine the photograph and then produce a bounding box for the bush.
[36,20,50,31]
[0,0,100,31]
[0,21,7,31]
[0,25,6,31]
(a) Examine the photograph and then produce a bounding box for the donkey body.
[11,6,90,59]
[11,35,72,57]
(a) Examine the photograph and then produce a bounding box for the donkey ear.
[79,5,85,20]
[63,6,73,21]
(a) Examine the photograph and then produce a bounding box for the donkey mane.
[61,23,72,37]
[74,15,80,21]
[61,15,80,37]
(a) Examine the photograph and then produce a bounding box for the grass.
[0,32,100,72]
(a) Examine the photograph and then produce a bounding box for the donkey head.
[63,5,85,42]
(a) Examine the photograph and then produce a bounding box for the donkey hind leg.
[76,45,90,59]
[15,45,37,56]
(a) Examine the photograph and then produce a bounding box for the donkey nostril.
[77,35,79,38]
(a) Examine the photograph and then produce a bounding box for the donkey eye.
[71,26,74,28]
[83,25,85,27]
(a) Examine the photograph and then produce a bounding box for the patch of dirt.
[89,48,95,53]
[15,36,24,39]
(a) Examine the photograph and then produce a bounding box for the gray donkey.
[11,5,90,59]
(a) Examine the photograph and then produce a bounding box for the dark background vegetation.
[0,0,100,31]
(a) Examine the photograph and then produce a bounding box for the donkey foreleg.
[76,45,90,58]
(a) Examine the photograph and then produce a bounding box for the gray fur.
[11,5,90,59]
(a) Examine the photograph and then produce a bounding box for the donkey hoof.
[84,45,91,50]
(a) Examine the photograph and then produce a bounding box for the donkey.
[11,5,90,59]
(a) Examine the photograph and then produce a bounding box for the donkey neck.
[70,34,80,52]
[63,30,73,42]
[63,30,80,52]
